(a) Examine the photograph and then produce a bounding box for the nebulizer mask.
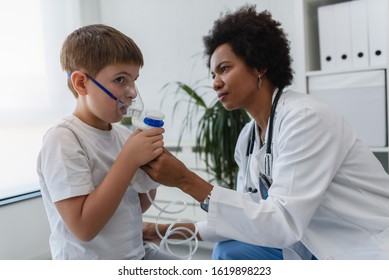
[117,83,165,130]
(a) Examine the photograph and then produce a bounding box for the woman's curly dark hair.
[203,5,293,89]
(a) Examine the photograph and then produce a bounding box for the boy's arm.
[55,128,164,242]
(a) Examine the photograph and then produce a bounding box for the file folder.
[318,5,336,71]
[350,0,369,68]
[367,0,388,66]
[334,2,353,69]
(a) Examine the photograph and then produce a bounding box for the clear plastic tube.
[146,192,199,260]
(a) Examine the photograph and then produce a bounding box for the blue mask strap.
[67,73,124,104]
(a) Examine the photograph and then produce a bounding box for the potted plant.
[162,80,250,190]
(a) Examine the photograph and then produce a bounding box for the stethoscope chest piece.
[264,153,273,179]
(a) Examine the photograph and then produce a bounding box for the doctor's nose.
[213,78,224,91]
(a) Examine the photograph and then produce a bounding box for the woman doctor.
[142,5,389,260]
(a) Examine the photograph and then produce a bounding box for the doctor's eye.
[221,66,229,73]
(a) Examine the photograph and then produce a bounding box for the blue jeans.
[212,240,283,260]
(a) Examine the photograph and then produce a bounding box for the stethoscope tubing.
[245,88,283,194]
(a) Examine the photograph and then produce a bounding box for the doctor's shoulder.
[279,91,358,148]
[280,91,344,125]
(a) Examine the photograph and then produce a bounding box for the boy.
[37,24,171,259]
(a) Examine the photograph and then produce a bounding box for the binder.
[333,2,353,69]
[318,5,336,71]
[350,0,369,68]
[367,0,389,66]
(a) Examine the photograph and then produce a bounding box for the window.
[0,0,76,200]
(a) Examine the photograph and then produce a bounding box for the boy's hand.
[124,128,164,167]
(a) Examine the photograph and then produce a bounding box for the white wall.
[0,197,51,260]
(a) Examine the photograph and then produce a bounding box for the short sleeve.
[38,126,94,202]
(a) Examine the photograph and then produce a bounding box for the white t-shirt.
[37,115,158,259]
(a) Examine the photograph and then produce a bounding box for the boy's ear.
[70,71,88,96]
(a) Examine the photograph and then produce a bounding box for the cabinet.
[295,0,389,172]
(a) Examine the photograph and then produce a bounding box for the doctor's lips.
[217,91,228,101]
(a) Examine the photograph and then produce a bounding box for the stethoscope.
[244,88,283,198]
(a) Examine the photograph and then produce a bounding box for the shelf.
[306,66,388,77]
[371,147,389,153]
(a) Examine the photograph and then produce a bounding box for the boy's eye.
[114,76,125,84]
[221,66,229,73]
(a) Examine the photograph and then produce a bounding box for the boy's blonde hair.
[60,24,144,98]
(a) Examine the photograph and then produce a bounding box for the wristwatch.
[200,194,211,212]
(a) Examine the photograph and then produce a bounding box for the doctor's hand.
[141,148,191,188]
[142,222,161,243]
[143,221,201,242]
[142,148,214,202]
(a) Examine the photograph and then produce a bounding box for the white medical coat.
[197,90,389,259]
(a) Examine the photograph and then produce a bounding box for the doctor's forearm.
[178,170,213,202]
